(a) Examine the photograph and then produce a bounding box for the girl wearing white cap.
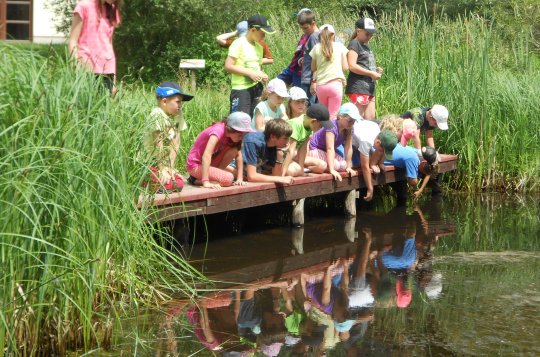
[252,78,289,131]
[309,24,349,120]
[286,86,309,119]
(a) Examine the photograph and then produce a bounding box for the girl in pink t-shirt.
[186,112,254,188]
[68,0,122,93]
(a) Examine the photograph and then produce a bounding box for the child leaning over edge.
[308,103,358,181]
[145,81,193,192]
[281,103,330,177]
[186,112,255,189]
[232,119,295,185]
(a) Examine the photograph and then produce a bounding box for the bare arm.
[246,164,294,185]
[215,30,237,46]
[281,139,297,176]
[224,56,267,82]
[296,140,309,172]
[68,14,83,58]
[235,150,244,182]
[254,109,266,131]
[425,129,435,148]
[414,174,431,201]
[341,49,349,73]
[200,135,220,188]
[325,131,342,181]
[360,153,374,201]
[347,51,380,80]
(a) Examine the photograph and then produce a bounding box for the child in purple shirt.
[308,103,359,181]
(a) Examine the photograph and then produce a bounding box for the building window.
[1,0,32,41]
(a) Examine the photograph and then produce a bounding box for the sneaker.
[187,175,196,185]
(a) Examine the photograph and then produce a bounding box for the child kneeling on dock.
[145,81,194,192]
[281,104,331,176]
[231,119,295,185]
[186,112,255,189]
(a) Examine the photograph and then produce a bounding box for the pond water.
[107,194,539,356]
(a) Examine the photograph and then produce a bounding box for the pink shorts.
[348,93,375,106]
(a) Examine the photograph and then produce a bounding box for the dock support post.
[344,190,357,217]
[291,227,304,255]
[291,198,305,227]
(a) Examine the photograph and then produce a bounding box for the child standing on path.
[309,24,349,120]
[252,78,289,131]
[224,14,275,115]
[308,103,358,181]
[281,104,331,176]
[346,18,382,120]
[186,112,254,189]
[277,8,317,87]
[300,10,319,104]
[144,81,193,192]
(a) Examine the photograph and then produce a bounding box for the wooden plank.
[141,155,458,222]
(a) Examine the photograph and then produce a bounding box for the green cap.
[379,130,397,160]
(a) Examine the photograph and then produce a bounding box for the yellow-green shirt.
[228,36,263,90]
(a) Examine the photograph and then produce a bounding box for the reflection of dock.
[141,154,458,222]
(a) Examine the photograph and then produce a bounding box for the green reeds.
[0,45,207,355]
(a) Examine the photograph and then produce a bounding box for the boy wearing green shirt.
[282,104,332,176]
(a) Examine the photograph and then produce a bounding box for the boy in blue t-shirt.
[233,119,295,185]
[385,144,420,206]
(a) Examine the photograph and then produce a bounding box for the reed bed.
[0,45,207,355]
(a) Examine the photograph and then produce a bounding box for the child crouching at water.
[308,103,358,181]
[186,112,255,189]
[145,81,193,192]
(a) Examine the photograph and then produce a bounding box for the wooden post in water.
[344,190,358,217]
[291,198,305,227]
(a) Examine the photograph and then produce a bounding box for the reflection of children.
[253,78,289,131]
[281,104,331,177]
[216,20,274,65]
[186,112,254,189]
[346,18,381,120]
[145,81,193,192]
[224,14,275,115]
[308,103,358,181]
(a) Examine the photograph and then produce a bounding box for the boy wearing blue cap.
[144,81,193,192]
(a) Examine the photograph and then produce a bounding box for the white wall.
[32,0,66,44]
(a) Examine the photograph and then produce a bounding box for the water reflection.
[154,200,456,355]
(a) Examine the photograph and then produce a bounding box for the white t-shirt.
[309,42,348,85]
[352,119,380,156]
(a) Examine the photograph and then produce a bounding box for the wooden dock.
[139,154,458,223]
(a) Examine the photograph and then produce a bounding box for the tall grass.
[264,9,540,192]
[0,45,207,355]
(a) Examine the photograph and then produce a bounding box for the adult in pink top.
[68,0,122,94]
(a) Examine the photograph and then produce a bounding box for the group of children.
[145,10,450,202]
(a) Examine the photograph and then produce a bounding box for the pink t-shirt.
[400,118,419,146]
[186,122,233,170]
[74,0,121,74]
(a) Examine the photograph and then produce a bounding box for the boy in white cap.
[400,104,449,150]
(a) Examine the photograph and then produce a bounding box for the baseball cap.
[156,81,194,101]
[421,146,438,164]
[227,112,255,133]
[247,14,275,34]
[319,23,335,34]
[430,104,449,130]
[288,86,308,101]
[356,18,377,34]
[306,104,332,129]
[379,130,398,160]
[266,78,289,98]
[338,102,362,121]
[236,20,248,37]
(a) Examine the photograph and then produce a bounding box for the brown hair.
[297,10,315,25]
[99,0,123,26]
[319,27,334,61]
[264,118,292,140]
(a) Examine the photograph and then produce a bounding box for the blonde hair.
[379,114,403,135]
[259,88,270,102]
[320,27,334,61]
